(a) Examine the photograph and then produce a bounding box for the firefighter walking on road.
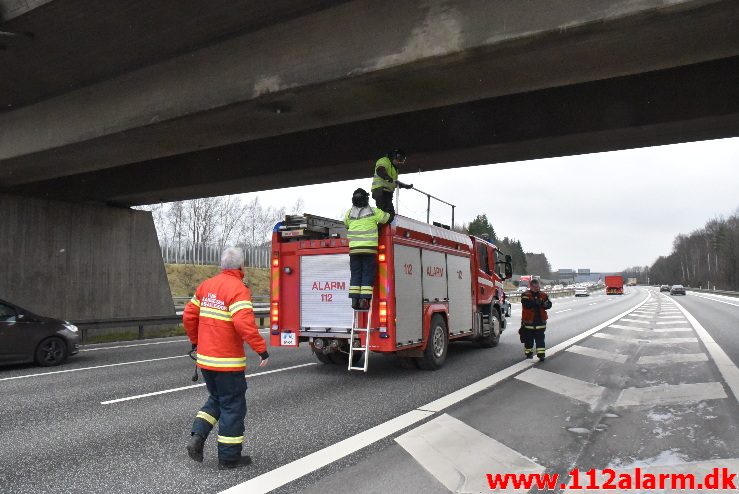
[183,247,269,470]
[345,188,391,310]
[371,148,413,219]
[520,278,552,361]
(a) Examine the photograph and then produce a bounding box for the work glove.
[191,343,197,351]
[259,351,270,368]
[402,182,414,189]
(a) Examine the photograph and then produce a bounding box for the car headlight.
[63,323,79,333]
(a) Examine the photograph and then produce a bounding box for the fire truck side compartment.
[392,244,423,345]
[446,253,473,334]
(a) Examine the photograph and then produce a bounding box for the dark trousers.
[191,368,247,462]
[349,254,377,299]
[372,189,395,221]
[522,329,546,356]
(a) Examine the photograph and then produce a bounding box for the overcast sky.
[235,137,739,272]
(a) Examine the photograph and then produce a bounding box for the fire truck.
[269,212,513,370]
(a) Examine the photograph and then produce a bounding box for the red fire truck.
[269,213,513,370]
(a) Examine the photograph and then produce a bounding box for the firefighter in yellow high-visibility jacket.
[344,188,390,311]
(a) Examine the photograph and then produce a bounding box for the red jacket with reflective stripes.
[183,269,268,372]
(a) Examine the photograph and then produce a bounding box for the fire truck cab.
[269,213,513,370]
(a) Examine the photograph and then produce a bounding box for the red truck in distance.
[269,214,513,371]
[605,275,624,295]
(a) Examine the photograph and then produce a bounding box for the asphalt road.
[3,287,735,493]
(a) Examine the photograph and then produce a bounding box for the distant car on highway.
[0,299,80,367]
[574,287,589,297]
[516,286,528,293]
[553,284,564,290]
[660,284,670,292]
[669,284,686,295]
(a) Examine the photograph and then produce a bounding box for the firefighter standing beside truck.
[183,247,269,470]
[371,148,413,218]
[520,278,552,361]
[344,188,391,310]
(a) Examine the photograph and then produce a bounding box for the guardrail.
[73,307,270,344]
[685,287,739,298]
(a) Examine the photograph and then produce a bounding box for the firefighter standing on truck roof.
[345,188,391,311]
[183,247,269,470]
[520,278,552,361]
[371,148,413,219]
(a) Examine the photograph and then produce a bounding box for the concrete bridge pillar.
[0,193,173,320]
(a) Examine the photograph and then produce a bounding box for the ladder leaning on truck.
[269,207,513,372]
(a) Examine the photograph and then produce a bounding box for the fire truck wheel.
[313,351,333,364]
[479,310,501,348]
[417,314,448,370]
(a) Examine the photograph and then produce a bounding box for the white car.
[574,287,589,297]
[516,286,528,293]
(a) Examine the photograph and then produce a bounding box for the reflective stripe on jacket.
[344,206,390,255]
[521,290,552,329]
[371,157,399,192]
[183,269,267,372]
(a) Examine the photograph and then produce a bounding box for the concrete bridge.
[1,0,738,319]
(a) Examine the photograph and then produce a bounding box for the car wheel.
[417,314,448,370]
[35,337,68,366]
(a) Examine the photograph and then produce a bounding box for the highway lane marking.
[620,318,651,324]
[608,324,646,331]
[637,353,709,364]
[588,302,597,305]
[516,368,606,407]
[671,296,739,404]
[0,355,188,382]
[100,363,318,405]
[554,308,572,314]
[218,292,651,494]
[655,321,688,325]
[652,327,693,332]
[395,413,545,493]
[615,382,727,407]
[592,333,698,344]
[658,315,684,319]
[566,345,628,363]
[628,313,653,319]
[688,292,739,308]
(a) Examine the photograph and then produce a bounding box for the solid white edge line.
[218,290,651,494]
[670,297,739,404]
[100,363,318,405]
[219,410,435,494]
[0,355,188,382]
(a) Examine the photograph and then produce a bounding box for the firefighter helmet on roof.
[352,188,370,207]
[388,148,406,163]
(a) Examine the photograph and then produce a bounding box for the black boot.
[538,354,546,362]
[187,434,205,463]
[218,455,253,470]
[358,298,370,311]
[351,298,359,310]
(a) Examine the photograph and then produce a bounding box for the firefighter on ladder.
[183,247,269,470]
[371,148,413,219]
[520,278,552,361]
[345,188,391,310]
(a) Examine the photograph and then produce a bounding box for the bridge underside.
[6,56,739,205]
[2,0,739,205]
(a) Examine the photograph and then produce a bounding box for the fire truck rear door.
[393,244,423,345]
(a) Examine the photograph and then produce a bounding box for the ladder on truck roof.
[278,213,346,240]
[348,308,371,372]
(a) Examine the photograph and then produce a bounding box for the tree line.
[623,208,738,290]
[138,196,304,248]
[460,214,552,277]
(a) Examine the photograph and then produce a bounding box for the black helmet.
[352,188,370,207]
[388,148,406,163]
